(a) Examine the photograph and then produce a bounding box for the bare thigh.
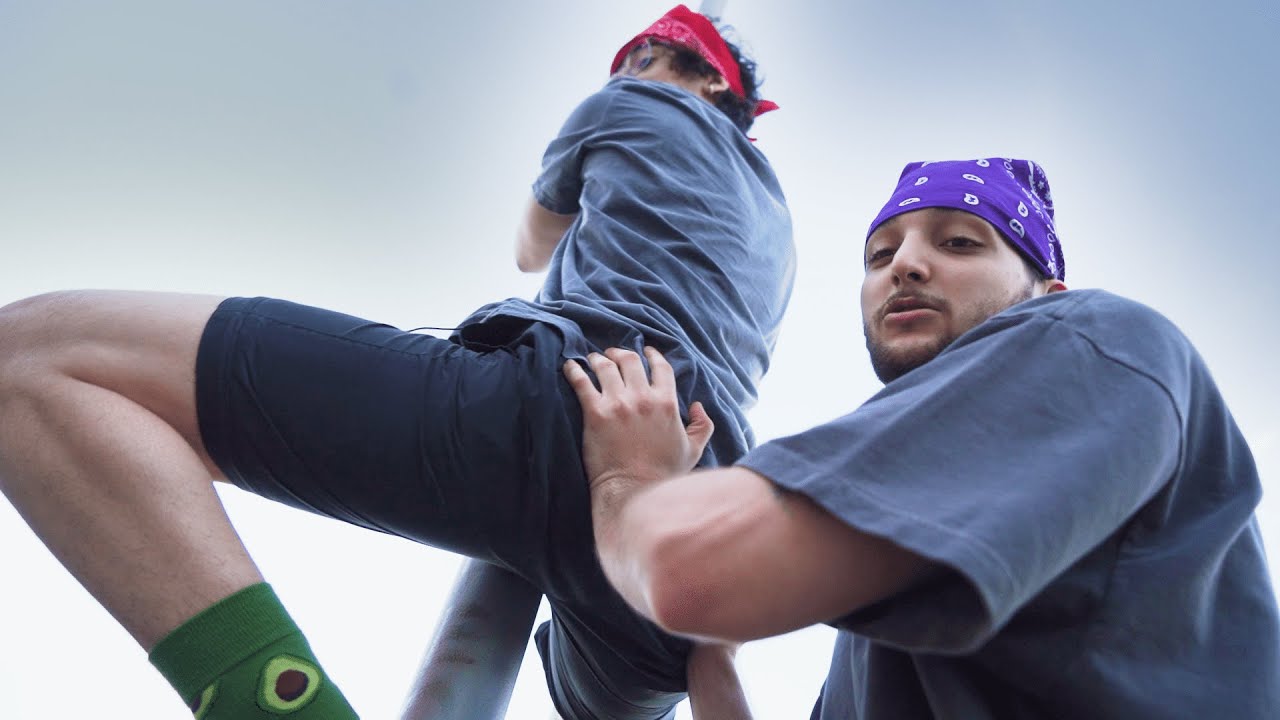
[0,289,225,477]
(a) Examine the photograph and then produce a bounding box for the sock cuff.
[149,583,301,700]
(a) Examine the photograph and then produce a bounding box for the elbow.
[514,237,549,273]
[515,253,544,273]
[643,530,733,640]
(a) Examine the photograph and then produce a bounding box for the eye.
[865,247,894,268]
[619,40,658,76]
[941,235,981,250]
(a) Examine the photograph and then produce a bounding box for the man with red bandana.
[0,5,792,719]
[568,158,1280,719]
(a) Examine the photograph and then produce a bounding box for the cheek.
[859,276,879,318]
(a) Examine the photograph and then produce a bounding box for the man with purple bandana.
[568,158,1280,718]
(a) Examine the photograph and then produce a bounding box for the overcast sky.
[1,1,1277,718]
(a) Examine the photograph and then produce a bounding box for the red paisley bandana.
[609,4,778,117]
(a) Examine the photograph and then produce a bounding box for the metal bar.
[399,559,543,720]
[698,0,728,20]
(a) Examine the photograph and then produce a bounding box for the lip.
[884,307,937,324]
[878,294,944,330]
[882,295,940,318]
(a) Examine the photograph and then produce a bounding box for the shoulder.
[602,76,706,110]
[983,289,1201,406]
[598,77,743,139]
[1018,289,1179,333]
[564,78,677,123]
[976,290,1188,355]
[556,83,624,130]
[1033,289,1188,354]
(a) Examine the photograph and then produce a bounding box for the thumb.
[685,401,715,459]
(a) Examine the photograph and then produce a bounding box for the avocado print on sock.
[256,654,322,714]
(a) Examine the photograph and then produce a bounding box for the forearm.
[515,196,576,272]
[593,466,938,642]
[594,482,754,720]
[592,467,777,641]
[591,474,668,623]
[687,643,753,720]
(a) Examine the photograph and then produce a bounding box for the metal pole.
[698,0,728,20]
[399,559,543,720]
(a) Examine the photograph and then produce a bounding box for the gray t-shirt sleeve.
[531,88,619,215]
[740,303,1183,654]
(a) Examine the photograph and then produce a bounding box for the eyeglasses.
[617,38,659,76]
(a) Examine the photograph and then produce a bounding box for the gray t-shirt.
[459,76,795,465]
[742,289,1280,719]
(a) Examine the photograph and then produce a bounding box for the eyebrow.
[863,238,889,263]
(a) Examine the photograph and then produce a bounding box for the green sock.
[149,583,358,718]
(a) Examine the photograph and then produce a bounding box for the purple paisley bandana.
[866,158,1065,280]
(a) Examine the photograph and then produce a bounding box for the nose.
[888,234,930,286]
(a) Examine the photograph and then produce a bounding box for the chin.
[867,336,949,384]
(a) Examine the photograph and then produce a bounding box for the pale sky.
[1,1,1277,718]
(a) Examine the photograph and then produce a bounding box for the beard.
[864,326,953,384]
[864,281,1036,384]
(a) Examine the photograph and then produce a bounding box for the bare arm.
[598,462,934,642]
[686,643,753,719]
[565,348,937,643]
[515,195,577,272]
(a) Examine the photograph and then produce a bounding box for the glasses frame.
[618,38,660,76]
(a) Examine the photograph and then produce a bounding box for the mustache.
[878,291,949,322]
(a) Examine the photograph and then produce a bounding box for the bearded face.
[860,208,1058,384]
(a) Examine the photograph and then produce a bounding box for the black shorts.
[196,297,687,720]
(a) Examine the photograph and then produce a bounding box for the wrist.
[589,472,675,622]
[588,465,667,495]
[589,468,671,532]
[590,473,644,544]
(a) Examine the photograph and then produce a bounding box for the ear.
[1044,279,1068,294]
[702,73,730,100]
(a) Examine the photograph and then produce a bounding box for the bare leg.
[0,290,262,649]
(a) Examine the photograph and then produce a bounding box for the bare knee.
[0,290,92,386]
[0,289,99,322]
[1,288,218,377]
[0,289,79,335]
[0,290,224,468]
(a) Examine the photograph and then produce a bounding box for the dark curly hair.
[658,38,764,134]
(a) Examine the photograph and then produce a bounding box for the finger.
[685,401,716,459]
[562,360,600,404]
[587,352,625,396]
[604,347,646,387]
[643,346,675,393]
